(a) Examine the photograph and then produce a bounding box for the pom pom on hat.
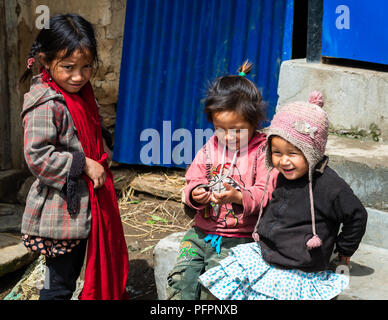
[308,91,324,107]
[252,232,260,243]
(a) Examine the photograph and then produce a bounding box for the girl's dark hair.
[20,13,98,83]
[204,60,266,128]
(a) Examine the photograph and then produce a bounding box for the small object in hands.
[197,184,210,191]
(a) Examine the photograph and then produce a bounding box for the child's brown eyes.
[272,151,300,156]
[62,65,91,70]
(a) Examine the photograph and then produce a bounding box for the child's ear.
[38,52,50,70]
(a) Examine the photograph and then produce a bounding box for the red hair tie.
[27,57,35,69]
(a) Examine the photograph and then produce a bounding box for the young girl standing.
[19,14,129,300]
[199,92,368,300]
[166,61,277,300]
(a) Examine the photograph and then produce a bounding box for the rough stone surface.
[362,208,388,250]
[0,170,29,203]
[338,243,388,300]
[3,255,43,300]
[277,59,388,139]
[326,135,388,211]
[0,203,24,233]
[16,175,35,205]
[0,233,38,277]
[153,232,388,300]
[153,231,185,300]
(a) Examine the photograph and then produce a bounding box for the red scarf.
[41,68,129,300]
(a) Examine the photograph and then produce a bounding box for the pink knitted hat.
[265,91,328,171]
[253,91,329,249]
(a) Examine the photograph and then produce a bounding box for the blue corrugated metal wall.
[114,0,294,167]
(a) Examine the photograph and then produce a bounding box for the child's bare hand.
[192,187,211,205]
[103,138,113,164]
[338,253,350,265]
[84,157,106,189]
[211,183,242,205]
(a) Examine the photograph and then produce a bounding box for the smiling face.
[41,48,94,93]
[271,136,309,180]
[212,110,256,150]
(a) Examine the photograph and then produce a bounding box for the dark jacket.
[257,158,368,272]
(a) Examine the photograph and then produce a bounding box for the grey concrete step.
[153,231,185,300]
[337,243,388,300]
[277,59,388,140]
[326,134,388,212]
[153,232,388,300]
[363,208,388,250]
[0,233,37,277]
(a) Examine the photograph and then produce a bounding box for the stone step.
[277,58,388,140]
[0,169,30,204]
[0,233,37,277]
[153,231,186,300]
[153,232,388,300]
[325,134,388,212]
[0,203,24,233]
[337,243,388,300]
[363,208,388,250]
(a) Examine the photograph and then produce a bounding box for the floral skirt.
[22,234,82,258]
[199,242,349,300]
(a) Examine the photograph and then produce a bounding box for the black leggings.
[39,239,87,300]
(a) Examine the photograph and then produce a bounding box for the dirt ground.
[0,164,193,300]
[112,164,193,299]
[121,192,193,300]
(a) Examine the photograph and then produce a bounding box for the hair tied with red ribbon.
[27,57,36,69]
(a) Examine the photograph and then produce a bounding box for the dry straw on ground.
[116,168,191,250]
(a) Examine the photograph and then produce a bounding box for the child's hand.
[84,157,106,189]
[338,253,351,265]
[103,139,113,165]
[211,183,243,205]
[192,187,211,205]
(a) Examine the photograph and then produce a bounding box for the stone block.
[0,233,38,277]
[153,231,185,300]
[362,208,388,250]
[277,59,388,139]
[0,170,29,203]
[325,135,388,211]
[338,243,388,300]
[17,176,35,205]
[0,203,24,233]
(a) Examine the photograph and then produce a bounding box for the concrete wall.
[4,0,126,169]
[277,59,388,141]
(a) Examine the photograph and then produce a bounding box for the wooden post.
[0,0,11,170]
[306,0,323,62]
